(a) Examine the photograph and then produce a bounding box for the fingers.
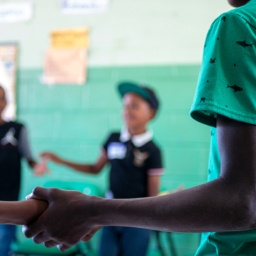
[32,232,46,244]
[44,240,59,248]
[23,187,96,252]
[30,237,68,251]
[22,224,42,239]
[57,244,72,252]
[23,225,53,245]
[22,212,45,239]
[40,152,51,158]
[33,162,50,176]
[23,224,73,250]
[24,231,71,252]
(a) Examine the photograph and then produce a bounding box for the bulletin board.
[0,43,18,120]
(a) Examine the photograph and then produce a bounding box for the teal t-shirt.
[190,1,256,255]
[191,1,256,127]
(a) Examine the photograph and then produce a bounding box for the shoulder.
[144,140,162,154]
[205,8,256,50]
[8,121,24,129]
[211,4,256,29]
[104,131,121,143]
[108,131,120,139]
[230,1,256,27]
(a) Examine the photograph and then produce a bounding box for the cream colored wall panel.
[0,0,231,68]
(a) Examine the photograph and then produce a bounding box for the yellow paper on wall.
[51,28,89,49]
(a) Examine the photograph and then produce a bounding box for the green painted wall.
[17,64,210,255]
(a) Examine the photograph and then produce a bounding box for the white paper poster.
[0,44,18,120]
[60,0,109,14]
[43,48,87,85]
[0,2,33,23]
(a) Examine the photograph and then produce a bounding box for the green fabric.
[197,230,256,256]
[196,130,256,255]
[190,0,256,255]
[190,0,256,127]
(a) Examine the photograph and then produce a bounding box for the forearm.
[60,160,98,174]
[41,152,107,175]
[0,199,47,225]
[147,175,160,197]
[93,177,255,232]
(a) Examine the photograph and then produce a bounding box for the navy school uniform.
[99,129,164,256]
[0,121,24,201]
[0,121,33,256]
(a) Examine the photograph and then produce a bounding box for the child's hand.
[23,187,102,251]
[33,159,50,176]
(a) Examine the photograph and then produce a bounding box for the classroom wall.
[0,0,231,68]
[18,64,208,255]
[18,64,210,192]
[1,0,233,255]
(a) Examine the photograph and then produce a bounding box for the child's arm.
[147,175,160,197]
[40,152,107,175]
[0,199,47,225]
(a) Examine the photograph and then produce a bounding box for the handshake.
[0,187,101,251]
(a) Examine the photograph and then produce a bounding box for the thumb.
[82,226,101,242]
[26,187,50,201]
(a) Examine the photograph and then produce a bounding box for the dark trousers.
[98,226,151,256]
[0,224,16,256]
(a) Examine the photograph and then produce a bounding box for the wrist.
[89,196,159,229]
[89,197,134,227]
[88,197,115,227]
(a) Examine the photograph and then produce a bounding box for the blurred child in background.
[0,85,48,256]
[40,82,164,256]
